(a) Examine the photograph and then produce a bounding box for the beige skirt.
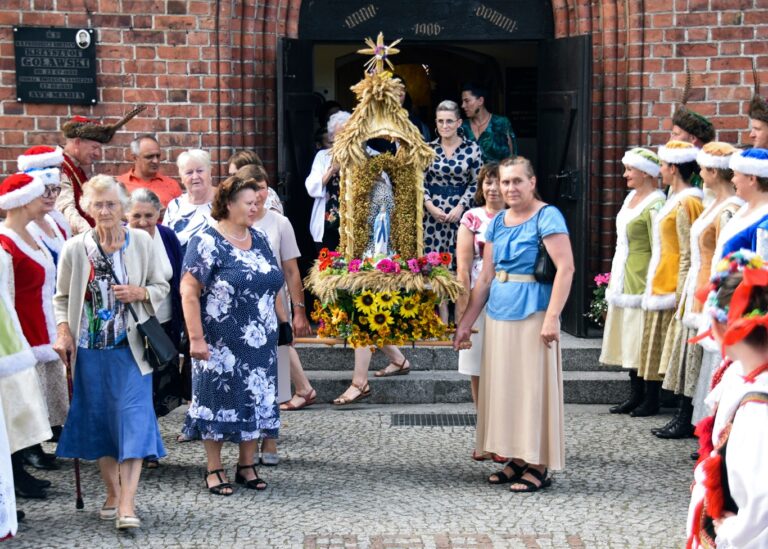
[35,359,69,427]
[638,309,675,381]
[476,312,565,470]
[0,368,52,453]
[600,305,644,369]
[458,307,486,377]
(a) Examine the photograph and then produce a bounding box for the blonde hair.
[435,100,460,119]
[499,156,535,179]
[80,174,129,212]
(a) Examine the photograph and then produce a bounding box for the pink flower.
[594,272,611,286]
[328,250,341,258]
[392,261,401,273]
[376,258,396,273]
[407,259,421,273]
[348,259,362,273]
[426,251,442,266]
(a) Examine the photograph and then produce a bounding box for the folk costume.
[636,141,704,416]
[657,144,742,438]
[0,174,68,429]
[600,148,665,413]
[55,107,145,234]
[686,253,768,549]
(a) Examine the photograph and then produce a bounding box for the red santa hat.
[0,173,45,210]
[17,145,64,187]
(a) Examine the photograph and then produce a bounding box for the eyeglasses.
[436,119,458,126]
[92,201,120,211]
[42,186,61,198]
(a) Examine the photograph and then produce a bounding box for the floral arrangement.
[307,248,461,348]
[585,272,610,327]
[700,250,766,324]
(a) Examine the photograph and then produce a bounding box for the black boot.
[656,396,695,439]
[22,444,59,471]
[11,452,48,499]
[630,380,661,417]
[609,370,644,414]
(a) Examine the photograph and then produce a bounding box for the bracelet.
[144,288,150,302]
[295,302,306,308]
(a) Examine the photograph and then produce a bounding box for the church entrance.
[278,1,593,336]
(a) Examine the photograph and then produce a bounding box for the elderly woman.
[455,163,504,416]
[163,149,216,254]
[127,188,184,465]
[0,173,57,499]
[306,111,350,252]
[53,175,167,529]
[181,175,288,495]
[227,150,283,214]
[454,157,574,493]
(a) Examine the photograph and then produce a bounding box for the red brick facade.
[1,0,767,275]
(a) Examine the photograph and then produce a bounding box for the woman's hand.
[189,337,210,361]
[292,309,312,338]
[452,322,473,351]
[426,202,447,223]
[445,204,465,224]
[53,324,75,368]
[540,314,561,348]
[113,284,146,304]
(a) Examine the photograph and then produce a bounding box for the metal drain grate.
[390,413,477,427]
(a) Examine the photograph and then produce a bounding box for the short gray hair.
[128,188,162,212]
[80,174,129,212]
[436,100,460,119]
[327,111,352,141]
[176,148,211,174]
[130,134,158,156]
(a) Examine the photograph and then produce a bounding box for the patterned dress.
[162,194,213,255]
[460,114,518,163]
[423,138,481,255]
[182,226,284,442]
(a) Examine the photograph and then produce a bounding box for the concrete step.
[294,333,621,373]
[301,370,628,405]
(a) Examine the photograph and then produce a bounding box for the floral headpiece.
[694,250,768,346]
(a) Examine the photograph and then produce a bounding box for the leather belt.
[495,271,536,283]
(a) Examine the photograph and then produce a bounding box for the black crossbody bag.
[93,233,177,368]
[533,205,557,283]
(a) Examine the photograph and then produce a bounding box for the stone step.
[301,370,628,405]
[294,333,620,373]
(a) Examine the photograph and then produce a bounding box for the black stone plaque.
[299,0,553,41]
[13,26,97,105]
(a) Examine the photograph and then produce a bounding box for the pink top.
[459,206,501,288]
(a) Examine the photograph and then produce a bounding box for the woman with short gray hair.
[163,148,215,254]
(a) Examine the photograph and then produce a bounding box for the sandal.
[375,358,411,377]
[332,382,371,405]
[143,458,159,469]
[509,467,552,493]
[472,450,492,461]
[204,468,234,496]
[280,388,317,411]
[235,463,267,490]
[488,460,527,485]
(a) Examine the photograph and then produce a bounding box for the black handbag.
[533,205,557,283]
[93,233,177,368]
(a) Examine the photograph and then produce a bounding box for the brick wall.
[1,0,767,274]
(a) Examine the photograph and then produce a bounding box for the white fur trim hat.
[17,145,64,187]
[696,142,737,170]
[0,173,45,210]
[622,148,660,177]
[658,140,700,165]
[729,148,768,178]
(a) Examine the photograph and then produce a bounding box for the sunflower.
[376,290,402,309]
[354,290,378,315]
[368,310,394,331]
[399,296,419,319]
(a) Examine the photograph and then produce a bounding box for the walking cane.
[64,350,83,510]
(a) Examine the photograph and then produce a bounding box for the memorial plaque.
[13,26,97,105]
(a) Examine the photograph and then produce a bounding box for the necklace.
[220,224,249,242]
[472,112,491,135]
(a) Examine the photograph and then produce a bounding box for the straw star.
[357,32,401,74]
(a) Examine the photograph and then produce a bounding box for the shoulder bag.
[533,205,557,283]
[93,232,177,368]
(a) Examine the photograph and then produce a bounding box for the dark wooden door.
[536,35,592,336]
[277,38,323,277]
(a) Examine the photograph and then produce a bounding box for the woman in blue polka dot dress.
[423,100,482,261]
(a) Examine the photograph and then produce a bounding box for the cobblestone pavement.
[12,403,694,548]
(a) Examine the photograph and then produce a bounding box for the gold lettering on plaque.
[474,3,518,33]
[344,4,377,29]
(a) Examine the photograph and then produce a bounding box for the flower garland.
[348,152,421,259]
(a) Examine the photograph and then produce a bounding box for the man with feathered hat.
[55,106,145,234]
[749,60,768,149]
[670,69,715,148]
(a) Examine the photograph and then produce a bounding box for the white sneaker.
[260,452,279,466]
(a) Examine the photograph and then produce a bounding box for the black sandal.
[204,468,234,496]
[509,467,552,493]
[488,460,527,485]
[235,463,267,491]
